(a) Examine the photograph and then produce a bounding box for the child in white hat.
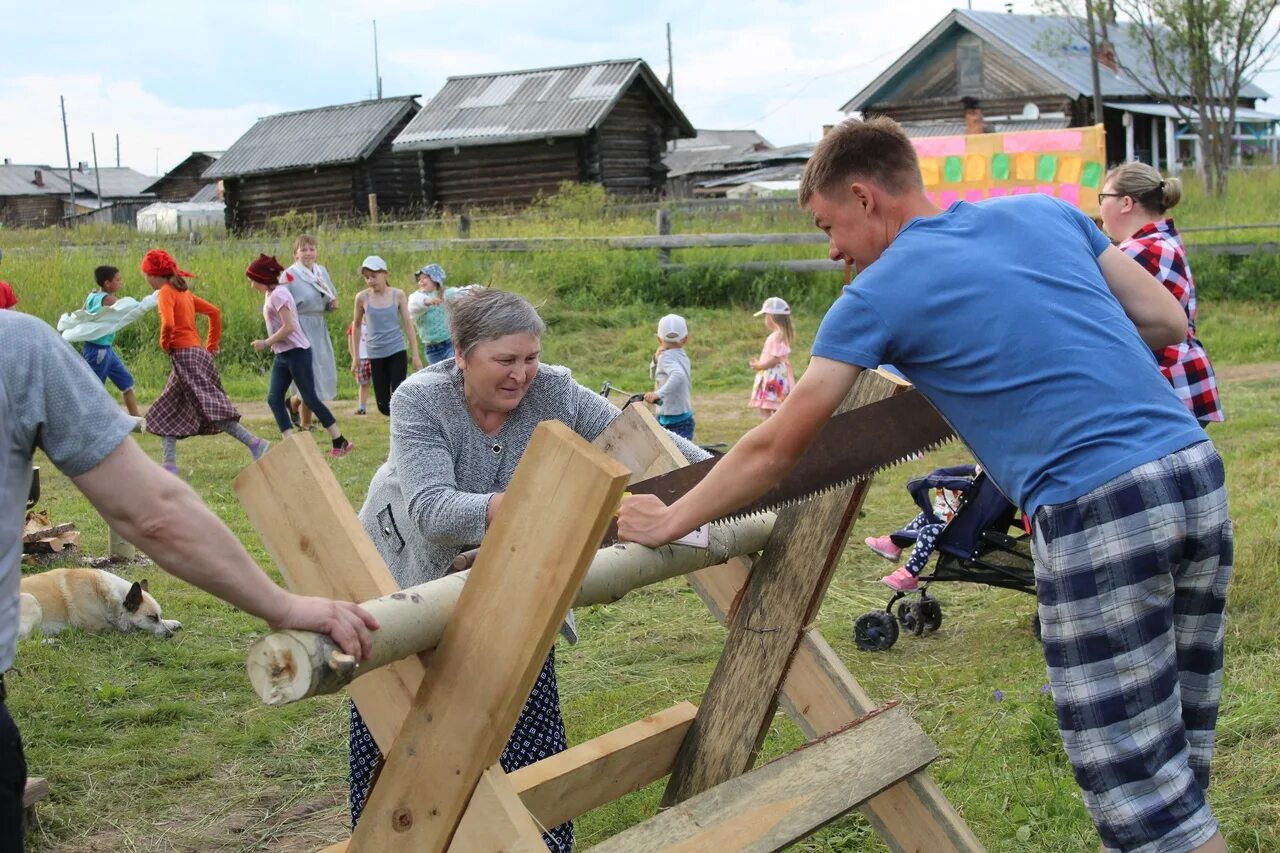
[749,297,795,419]
[646,314,695,440]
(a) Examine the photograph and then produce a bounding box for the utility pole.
[373,20,383,99]
[665,23,675,97]
[60,96,76,224]
[1085,0,1105,126]
[91,133,103,205]
[116,133,120,168]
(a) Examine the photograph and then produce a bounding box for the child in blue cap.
[407,263,457,364]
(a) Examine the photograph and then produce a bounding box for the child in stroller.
[854,463,1036,651]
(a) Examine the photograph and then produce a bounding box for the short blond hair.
[799,117,923,204]
[294,233,318,251]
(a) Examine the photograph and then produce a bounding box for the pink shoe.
[881,566,919,591]
[864,534,902,561]
[330,440,354,458]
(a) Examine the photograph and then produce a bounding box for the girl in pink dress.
[749,296,795,419]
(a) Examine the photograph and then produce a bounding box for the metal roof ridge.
[254,95,421,121]
[441,58,642,82]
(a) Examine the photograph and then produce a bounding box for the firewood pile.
[22,510,80,555]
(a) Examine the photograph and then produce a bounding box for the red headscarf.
[141,249,196,278]
[245,253,291,285]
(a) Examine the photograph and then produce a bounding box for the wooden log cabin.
[841,9,1275,170]
[143,151,223,202]
[0,164,76,228]
[393,59,695,209]
[203,97,425,232]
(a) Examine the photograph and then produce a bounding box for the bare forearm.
[77,442,291,624]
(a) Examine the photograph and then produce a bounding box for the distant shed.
[144,152,223,201]
[393,59,695,208]
[0,165,75,227]
[203,97,423,231]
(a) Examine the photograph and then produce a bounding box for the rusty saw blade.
[613,388,955,538]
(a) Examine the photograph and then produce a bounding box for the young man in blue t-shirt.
[619,118,1231,853]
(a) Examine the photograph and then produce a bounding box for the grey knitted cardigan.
[358,360,707,598]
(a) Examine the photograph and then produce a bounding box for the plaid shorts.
[1032,440,1232,853]
[354,358,371,385]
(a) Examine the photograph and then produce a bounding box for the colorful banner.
[912,124,1106,217]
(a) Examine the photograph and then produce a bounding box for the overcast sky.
[2,0,1276,176]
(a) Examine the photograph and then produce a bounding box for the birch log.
[247,514,774,707]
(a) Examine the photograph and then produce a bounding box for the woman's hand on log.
[270,594,380,660]
[617,494,679,548]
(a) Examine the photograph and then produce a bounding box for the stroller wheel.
[853,611,900,652]
[919,598,943,633]
[897,601,926,636]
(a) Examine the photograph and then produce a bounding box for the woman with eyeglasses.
[1098,163,1223,427]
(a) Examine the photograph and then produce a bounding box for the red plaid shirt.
[1119,218,1223,422]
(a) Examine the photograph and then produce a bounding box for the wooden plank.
[663,369,907,806]
[23,776,48,808]
[233,434,426,752]
[451,765,547,853]
[620,381,985,852]
[349,421,630,852]
[592,705,938,853]
[509,701,697,830]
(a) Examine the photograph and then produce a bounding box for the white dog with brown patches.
[18,568,182,641]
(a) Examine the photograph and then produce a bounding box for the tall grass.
[1,171,1276,400]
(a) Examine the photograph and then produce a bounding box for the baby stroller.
[853,465,1036,652]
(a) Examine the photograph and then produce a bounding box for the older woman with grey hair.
[348,287,705,850]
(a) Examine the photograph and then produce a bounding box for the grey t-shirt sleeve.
[6,312,135,477]
[389,380,490,547]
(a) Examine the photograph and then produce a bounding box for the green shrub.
[1188,252,1280,301]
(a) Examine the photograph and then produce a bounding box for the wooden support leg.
[617,373,984,852]
[349,422,629,851]
[233,433,427,751]
[663,369,907,804]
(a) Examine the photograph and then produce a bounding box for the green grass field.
[6,177,1280,850]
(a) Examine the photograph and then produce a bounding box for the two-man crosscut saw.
[450,389,955,571]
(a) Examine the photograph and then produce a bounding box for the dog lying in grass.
[18,568,181,641]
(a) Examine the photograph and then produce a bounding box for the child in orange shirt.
[141,249,267,476]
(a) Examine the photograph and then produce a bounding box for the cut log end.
[246,631,353,706]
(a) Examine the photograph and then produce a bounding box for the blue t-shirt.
[812,194,1204,517]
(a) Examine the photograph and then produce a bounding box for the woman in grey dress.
[349,288,705,851]
[284,234,338,429]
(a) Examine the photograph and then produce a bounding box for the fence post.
[368,193,379,225]
[458,213,471,239]
[656,208,671,266]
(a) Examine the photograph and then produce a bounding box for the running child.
[80,265,141,416]
[141,249,267,475]
[246,254,352,457]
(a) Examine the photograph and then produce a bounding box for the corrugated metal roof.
[843,10,1270,112]
[698,162,807,189]
[664,129,773,177]
[898,116,1072,136]
[188,183,222,203]
[1104,101,1280,122]
[204,97,419,178]
[0,164,75,197]
[66,167,155,199]
[393,59,694,152]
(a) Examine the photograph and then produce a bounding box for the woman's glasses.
[1097,192,1126,203]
